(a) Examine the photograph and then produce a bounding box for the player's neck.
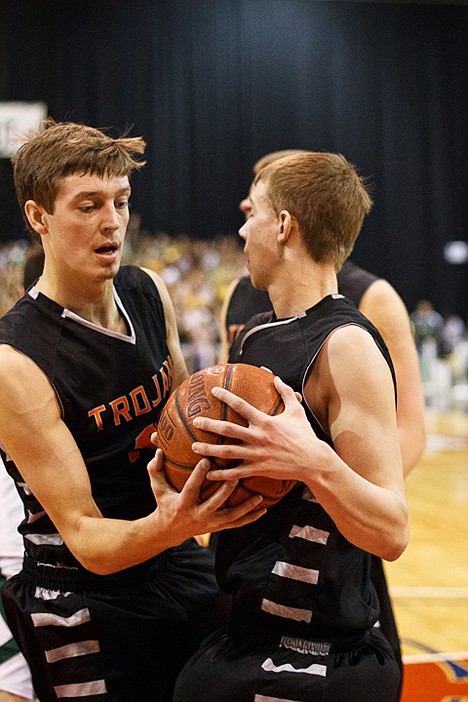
[269,262,338,319]
[36,274,125,332]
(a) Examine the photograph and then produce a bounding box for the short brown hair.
[253,149,308,175]
[255,152,372,270]
[12,120,146,235]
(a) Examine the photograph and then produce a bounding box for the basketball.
[155,363,296,508]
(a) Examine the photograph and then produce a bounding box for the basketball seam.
[271,397,284,415]
[223,363,234,421]
[174,386,198,443]
[164,458,196,471]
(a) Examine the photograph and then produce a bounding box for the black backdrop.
[1,0,467,317]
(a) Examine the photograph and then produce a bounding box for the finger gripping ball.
[155,363,296,508]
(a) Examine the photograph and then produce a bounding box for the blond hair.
[253,149,309,175]
[256,151,372,270]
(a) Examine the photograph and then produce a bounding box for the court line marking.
[390,586,468,599]
[403,651,468,664]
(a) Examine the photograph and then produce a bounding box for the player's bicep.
[0,346,100,534]
[315,327,403,489]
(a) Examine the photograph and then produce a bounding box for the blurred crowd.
[1,235,467,412]
[411,299,468,412]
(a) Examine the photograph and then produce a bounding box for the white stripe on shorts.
[261,599,312,623]
[271,561,319,585]
[16,482,32,496]
[27,509,47,523]
[54,679,107,698]
[25,533,64,546]
[289,524,329,545]
[45,640,100,663]
[262,657,327,677]
[31,608,91,628]
[254,695,303,702]
[34,587,72,600]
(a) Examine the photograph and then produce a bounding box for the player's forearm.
[66,511,183,575]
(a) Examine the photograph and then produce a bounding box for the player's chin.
[97,259,121,279]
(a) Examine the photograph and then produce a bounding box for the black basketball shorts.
[174,623,401,702]
[2,540,229,702]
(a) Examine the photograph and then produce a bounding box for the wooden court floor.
[385,408,468,701]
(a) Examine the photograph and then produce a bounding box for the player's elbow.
[68,547,115,575]
[78,556,117,576]
[382,533,408,562]
[381,510,410,562]
[66,520,122,576]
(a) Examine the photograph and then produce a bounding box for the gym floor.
[386,409,468,702]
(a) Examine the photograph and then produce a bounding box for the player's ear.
[278,210,293,243]
[24,200,48,238]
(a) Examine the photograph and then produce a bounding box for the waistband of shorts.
[229,604,369,653]
[21,552,165,593]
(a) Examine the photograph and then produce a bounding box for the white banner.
[0,102,47,158]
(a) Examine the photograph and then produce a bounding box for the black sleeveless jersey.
[225,260,379,350]
[0,266,174,573]
[214,293,396,643]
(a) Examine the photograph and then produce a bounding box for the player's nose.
[101,203,121,230]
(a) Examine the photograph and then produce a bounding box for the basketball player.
[220,149,425,476]
[0,244,44,702]
[174,152,409,702]
[0,121,264,702]
[219,150,426,696]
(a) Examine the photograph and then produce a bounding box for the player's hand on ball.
[193,375,327,486]
[154,364,295,508]
[147,449,266,543]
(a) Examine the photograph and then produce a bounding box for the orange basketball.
[155,363,296,508]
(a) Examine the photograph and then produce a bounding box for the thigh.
[175,628,401,702]
[2,574,191,702]
[321,630,401,702]
[174,627,329,702]
[1,574,34,700]
[174,627,276,702]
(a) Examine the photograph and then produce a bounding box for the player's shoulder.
[327,322,379,354]
[360,278,409,326]
[337,260,380,307]
[116,264,156,288]
[139,266,164,288]
[115,265,166,303]
[0,342,49,394]
[321,325,394,397]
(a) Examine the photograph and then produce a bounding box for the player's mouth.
[94,242,120,260]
